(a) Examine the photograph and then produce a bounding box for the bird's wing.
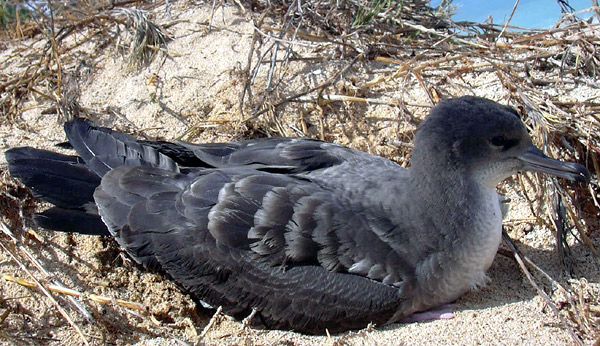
[93,164,409,333]
[165,137,377,173]
[64,118,179,177]
[61,118,411,332]
[67,117,389,175]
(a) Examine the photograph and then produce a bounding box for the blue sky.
[430,0,594,28]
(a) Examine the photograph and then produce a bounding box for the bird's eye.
[490,135,507,147]
[490,135,518,150]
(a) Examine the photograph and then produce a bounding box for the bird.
[5,96,590,334]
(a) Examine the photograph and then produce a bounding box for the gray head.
[411,96,590,187]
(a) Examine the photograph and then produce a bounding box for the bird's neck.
[407,163,498,230]
[408,161,473,197]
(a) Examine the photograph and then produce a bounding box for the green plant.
[0,0,32,28]
[434,0,457,20]
[353,0,402,27]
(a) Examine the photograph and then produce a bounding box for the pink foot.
[399,304,457,323]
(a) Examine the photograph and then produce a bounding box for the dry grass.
[0,0,598,345]
[0,1,169,122]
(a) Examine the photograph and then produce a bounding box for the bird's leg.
[398,304,456,323]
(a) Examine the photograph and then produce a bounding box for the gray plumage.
[5,96,590,334]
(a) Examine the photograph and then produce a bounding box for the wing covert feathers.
[94,162,408,333]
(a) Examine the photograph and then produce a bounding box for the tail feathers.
[6,147,100,209]
[5,147,109,235]
[64,118,179,177]
[34,207,109,235]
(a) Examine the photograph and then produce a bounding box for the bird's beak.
[518,146,590,184]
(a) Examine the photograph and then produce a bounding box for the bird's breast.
[447,187,504,294]
[411,187,503,312]
[463,187,503,288]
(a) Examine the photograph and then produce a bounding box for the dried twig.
[497,0,520,41]
[502,230,584,346]
[0,229,90,345]
[245,52,364,121]
[200,306,224,337]
[1,274,159,325]
[0,219,92,321]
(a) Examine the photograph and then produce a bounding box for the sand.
[0,2,598,345]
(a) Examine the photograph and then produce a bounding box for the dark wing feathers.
[7,118,412,333]
[66,117,374,174]
[124,183,404,332]
[174,137,370,173]
[33,207,107,235]
[65,118,178,177]
[283,195,323,262]
[91,157,408,332]
[139,140,208,167]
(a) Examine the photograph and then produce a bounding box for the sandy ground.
[0,3,598,345]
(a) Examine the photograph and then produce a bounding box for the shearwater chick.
[5,96,590,334]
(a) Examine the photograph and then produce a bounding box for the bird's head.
[411,96,590,188]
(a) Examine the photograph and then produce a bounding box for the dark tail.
[6,118,182,236]
[5,147,109,235]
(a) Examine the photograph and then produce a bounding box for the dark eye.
[490,135,519,150]
[490,135,506,147]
